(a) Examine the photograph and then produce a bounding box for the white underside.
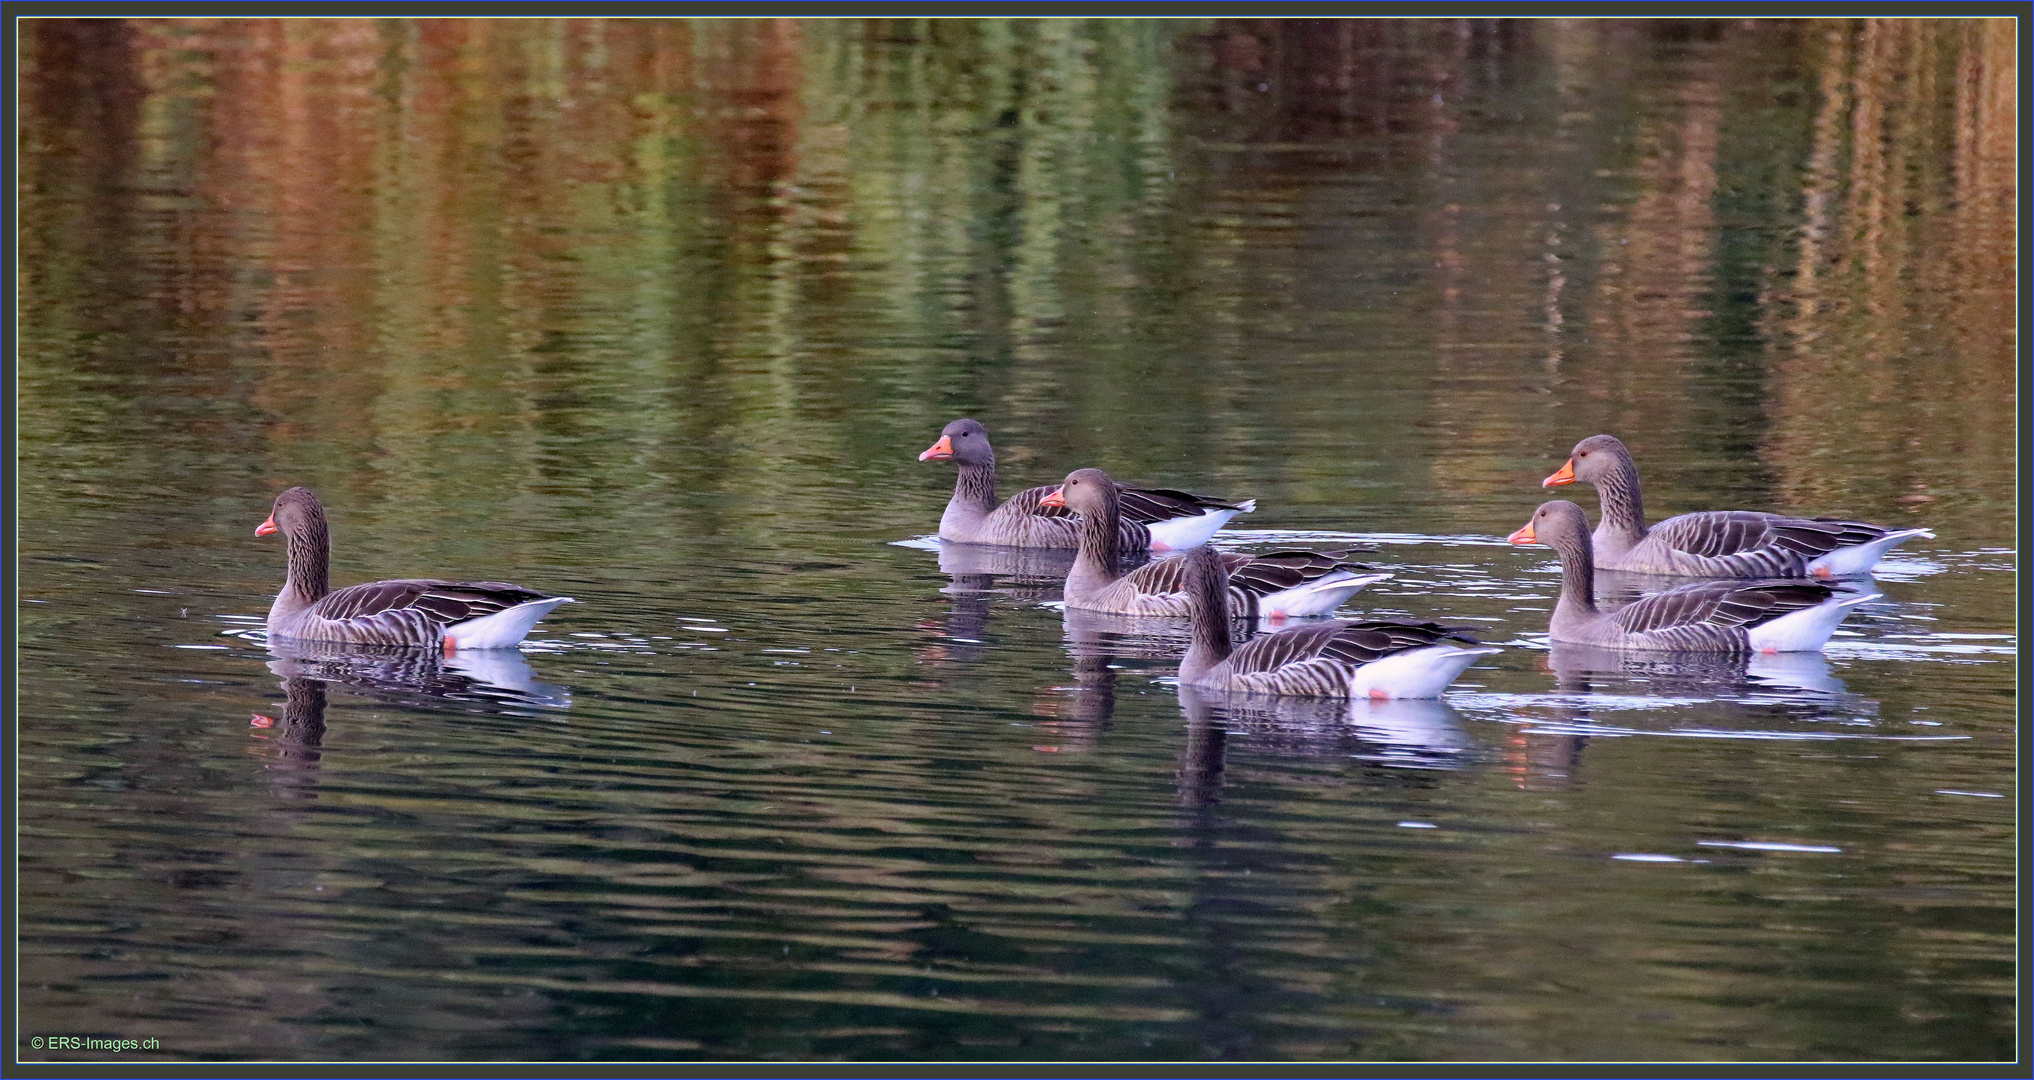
[1804,528,1933,577]
[445,597,574,649]
[1258,572,1391,621]
[1347,646,1502,700]
[1147,500,1255,551]
[1744,592,1877,653]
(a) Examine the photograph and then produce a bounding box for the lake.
[17,17,2016,1063]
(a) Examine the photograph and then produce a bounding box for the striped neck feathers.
[1549,520,1598,617]
[283,510,331,605]
[951,454,998,513]
[1179,549,1236,681]
[1594,450,1647,537]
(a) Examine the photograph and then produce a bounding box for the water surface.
[18,17,2016,1063]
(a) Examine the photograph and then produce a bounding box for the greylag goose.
[257,487,572,652]
[1509,500,1877,652]
[1175,545,1499,699]
[1545,434,1932,578]
[919,418,1253,551]
[1043,468,1387,620]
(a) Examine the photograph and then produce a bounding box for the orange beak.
[918,436,953,462]
[1039,486,1067,509]
[255,515,277,537]
[1543,459,1576,487]
[1508,520,1537,545]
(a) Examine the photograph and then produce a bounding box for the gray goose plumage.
[258,486,572,651]
[1545,434,1932,578]
[919,419,1253,553]
[1045,469,1387,619]
[1175,545,1499,699]
[1510,499,1877,652]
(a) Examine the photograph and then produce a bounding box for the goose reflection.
[265,638,571,712]
[248,641,570,798]
[1170,683,1471,1055]
[1175,682,1473,809]
[1545,640,1851,699]
[934,539,1080,588]
[1500,642,1868,791]
[248,675,330,800]
[1024,605,1173,753]
[1059,604,1196,661]
[916,542,1081,666]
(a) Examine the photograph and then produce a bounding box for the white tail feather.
[1258,572,1391,620]
[1147,507,1249,552]
[1746,592,1876,653]
[1348,646,1501,700]
[1805,528,1934,577]
[445,597,574,650]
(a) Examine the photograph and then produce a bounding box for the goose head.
[1544,434,1630,488]
[1509,499,1591,549]
[1039,468,1116,515]
[257,486,327,540]
[919,418,995,466]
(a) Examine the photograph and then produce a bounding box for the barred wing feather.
[1611,580,1837,636]
[1118,486,1252,523]
[309,579,551,624]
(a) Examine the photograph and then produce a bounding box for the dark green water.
[17,18,2016,1062]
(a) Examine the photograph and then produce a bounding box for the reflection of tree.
[1763,19,2015,531]
[20,17,2011,554]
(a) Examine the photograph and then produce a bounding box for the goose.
[1175,545,1500,699]
[1544,434,1932,578]
[1509,499,1878,652]
[256,486,572,652]
[919,418,1253,552]
[1044,468,1388,620]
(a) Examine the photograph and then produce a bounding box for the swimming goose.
[1044,468,1387,620]
[1544,434,1932,578]
[1176,545,1499,699]
[920,418,1253,552]
[257,486,572,652]
[1509,499,1877,652]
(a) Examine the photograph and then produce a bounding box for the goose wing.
[1317,620,1485,665]
[1223,619,1481,677]
[1650,511,1880,561]
[1612,579,1837,634]
[1803,517,1895,548]
[1121,550,1363,598]
[1117,486,1250,524]
[308,579,553,626]
[1225,550,1376,597]
[1221,621,1352,675]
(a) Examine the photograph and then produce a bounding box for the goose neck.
[1596,453,1647,537]
[1550,526,1598,619]
[1065,488,1126,600]
[283,521,331,606]
[951,459,998,512]
[1178,558,1235,681]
